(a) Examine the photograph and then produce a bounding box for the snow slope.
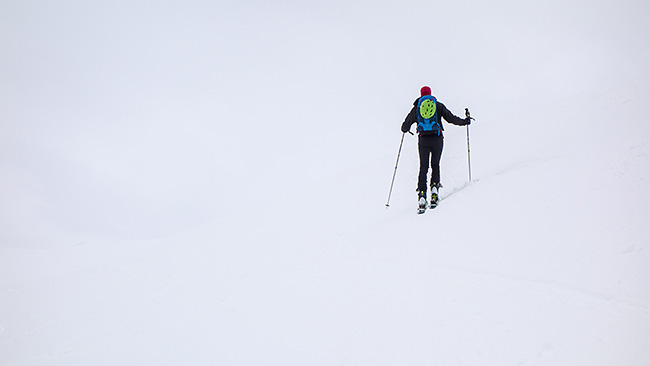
[3,0,650,364]
[2,79,649,365]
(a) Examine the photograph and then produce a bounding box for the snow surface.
[2,0,650,365]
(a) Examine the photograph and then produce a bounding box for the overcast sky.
[2,0,649,241]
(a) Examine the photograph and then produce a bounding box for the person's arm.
[401,104,418,132]
[438,102,471,126]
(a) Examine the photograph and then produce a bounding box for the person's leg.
[429,136,444,187]
[417,139,431,192]
[428,136,444,207]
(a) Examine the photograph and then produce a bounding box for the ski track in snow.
[440,181,473,202]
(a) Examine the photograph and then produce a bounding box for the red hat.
[420,86,431,96]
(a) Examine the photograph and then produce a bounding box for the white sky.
[2,0,649,240]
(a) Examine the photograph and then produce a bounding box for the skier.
[401,86,471,213]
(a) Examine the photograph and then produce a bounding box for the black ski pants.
[417,135,443,192]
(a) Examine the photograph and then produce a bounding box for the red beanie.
[420,86,431,96]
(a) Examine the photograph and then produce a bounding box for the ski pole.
[386,131,410,208]
[465,108,474,182]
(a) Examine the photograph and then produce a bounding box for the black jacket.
[401,97,469,136]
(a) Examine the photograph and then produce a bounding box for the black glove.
[401,125,410,133]
[464,108,474,125]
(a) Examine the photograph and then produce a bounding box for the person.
[401,86,471,211]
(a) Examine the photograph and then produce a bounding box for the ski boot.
[430,183,441,209]
[417,190,427,214]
